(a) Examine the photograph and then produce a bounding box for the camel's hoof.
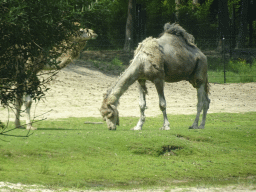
[198,125,205,129]
[16,125,25,129]
[189,126,204,129]
[26,126,37,130]
[131,126,142,131]
[159,126,170,130]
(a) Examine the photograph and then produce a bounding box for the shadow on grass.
[36,128,86,131]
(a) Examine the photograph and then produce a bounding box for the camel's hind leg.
[154,79,170,130]
[132,80,147,130]
[189,84,210,129]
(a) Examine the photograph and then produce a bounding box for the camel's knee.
[159,101,166,111]
[203,95,210,110]
[25,101,32,109]
[139,100,146,109]
[24,95,32,109]
[197,101,204,112]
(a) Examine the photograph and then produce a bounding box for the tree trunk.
[248,18,253,48]
[175,0,181,22]
[124,0,133,52]
[236,0,248,48]
[193,0,199,4]
[216,0,230,51]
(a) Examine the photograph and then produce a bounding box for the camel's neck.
[106,58,141,105]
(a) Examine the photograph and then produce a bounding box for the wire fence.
[83,38,256,83]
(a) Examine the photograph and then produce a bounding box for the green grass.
[0,113,256,190]
[207,70,253,84]
[207,57,256,84]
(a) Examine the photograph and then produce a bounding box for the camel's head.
[77,28,98,41]
[100,96,119,130]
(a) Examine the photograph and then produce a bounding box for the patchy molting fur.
[160,22,196,48]
[101,22,210,130]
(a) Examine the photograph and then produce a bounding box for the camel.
[100,22,210,130]
[15,24,97,130]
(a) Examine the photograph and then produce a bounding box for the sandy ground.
[0,181,255,192]
[1,59,255,123]
[1,59,256,191]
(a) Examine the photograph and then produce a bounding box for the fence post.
[222,36,227,83]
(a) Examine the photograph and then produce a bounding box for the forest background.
[81,0,256,51]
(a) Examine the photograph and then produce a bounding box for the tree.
[0,0,79,107]
[175,0,181,21]
[217,0,230,51]
[236,0,248,48]
[124,0,134,51]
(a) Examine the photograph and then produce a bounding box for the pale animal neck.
[107,59,141,105]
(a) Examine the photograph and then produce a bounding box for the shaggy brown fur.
[160,22,196,47]
[134,37,164,72]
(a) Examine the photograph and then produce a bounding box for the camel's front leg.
[25,95,37,130]
[15,93,23,128]
[154,79,170,130]
[132,80,147,130]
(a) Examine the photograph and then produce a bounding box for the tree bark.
[124,0,133,52]
[175,0,181,22]
[236,0,249,48]
[217,0,230,51]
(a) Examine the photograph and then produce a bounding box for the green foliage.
[82,0,127,49]
[207,56,256,83]
[177,0,217,40]
[0,113,256,190]
[111,57,123,67]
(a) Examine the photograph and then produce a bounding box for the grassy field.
[0,112,255,190]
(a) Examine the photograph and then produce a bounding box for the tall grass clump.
[111,57,123,67]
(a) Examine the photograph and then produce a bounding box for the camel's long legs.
[133,80,147,130]
[199,91,210,129]
[24,95,36,130]
[15,94,36,130]
[190,84,210,129]
[154,79,170,130]
[15,93,23,128]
